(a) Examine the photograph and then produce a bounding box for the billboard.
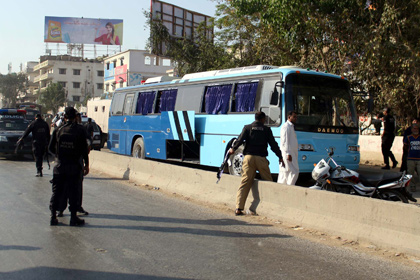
[150,0,213,54]
[44,16,123,45]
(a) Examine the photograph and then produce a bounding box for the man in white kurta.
[278,111,299,185]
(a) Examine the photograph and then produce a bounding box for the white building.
[33,55,104,106]
[21,61,39,103]
[103,49,174,96]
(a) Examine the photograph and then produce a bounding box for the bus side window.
[154,91,163,113]
[155,89,178,113]
[231,82,258,112]
[123,93,135,115]
[202,84,232,114]
[136,91,157,115]
[111,92,125,115]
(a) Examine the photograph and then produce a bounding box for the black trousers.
[32,142,46,171]
[382,135,397,166]
[50,164,83,213]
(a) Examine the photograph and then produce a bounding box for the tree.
[0,73,27,107]
[38,83,66,115]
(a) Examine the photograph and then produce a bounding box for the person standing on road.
[18,114,50,177]
[400,118,420,172]
[278,111,299,185]
[404,123,420,193]
[229,112,283,216]
[381,107,398,170]
[49,107,89,226]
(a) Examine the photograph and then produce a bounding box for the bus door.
[161,111,198,161]
[121,93,135,155]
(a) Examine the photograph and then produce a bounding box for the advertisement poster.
[44,16,123,45]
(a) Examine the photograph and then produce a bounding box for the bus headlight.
[348,145,359,152]
[0,136,7,142]
[302,155,307,161]
[299,144,314,151]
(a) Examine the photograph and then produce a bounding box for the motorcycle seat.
[358,172,403,187]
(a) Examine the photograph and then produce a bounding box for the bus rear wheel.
[228,146,244,176]
[132,138,145,159]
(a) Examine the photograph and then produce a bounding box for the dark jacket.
[49,121,89,167]
[383,114,396,137]
[21,118,50,145]
[232,121,282,159]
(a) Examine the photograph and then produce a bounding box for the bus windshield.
[286,74,357,129]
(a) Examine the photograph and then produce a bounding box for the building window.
[102,106,105,112]
[59,68,66,74]
[95,106,98,112]
[119,81,124,88]
[162,59,171,66]
[106,84,110,91]
[97,70,104,77]
[97,83,104,90]
[106,63,110,70]
[113,60,117,68]
[58,81,66,88]
[73,96,81,102]
[73,69,81,75]
[73,82,81,89]
[145,56,151,65]
[120,58,124,66]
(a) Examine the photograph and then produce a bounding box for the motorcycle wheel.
[323,183,337,192]
[379,190,408,203]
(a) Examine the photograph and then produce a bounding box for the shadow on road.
[0,267,192,280]
[0,244,41,251]
[87,213,272,227]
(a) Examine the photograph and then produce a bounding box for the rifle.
[44,146,50,170]
[14,139,24,154]
[216,138,237,184]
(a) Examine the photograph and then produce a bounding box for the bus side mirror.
[270,81,284,105]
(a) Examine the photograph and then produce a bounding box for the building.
[33,55,104,106]
[21,61,39,103]
[103,49,173,96]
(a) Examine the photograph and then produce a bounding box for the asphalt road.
[1,158,419,280]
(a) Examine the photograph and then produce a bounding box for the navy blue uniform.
[21,118,50,174]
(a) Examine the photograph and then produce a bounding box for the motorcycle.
[310,149,416,203]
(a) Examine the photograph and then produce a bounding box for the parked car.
[0,109,32,157]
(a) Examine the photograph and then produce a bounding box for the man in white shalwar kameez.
[278,111,299,185]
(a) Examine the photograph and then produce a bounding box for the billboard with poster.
[44,16,123,45]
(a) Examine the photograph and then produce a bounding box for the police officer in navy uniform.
[18,114,50,177]
[49,107,89,226]
[229,111,284,216]
[381,107,398,169]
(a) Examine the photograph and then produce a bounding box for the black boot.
[50,211,58,226]
[70,213,85,226]
[36,168,43,177]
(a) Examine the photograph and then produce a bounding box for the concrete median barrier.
[90,150,420,257]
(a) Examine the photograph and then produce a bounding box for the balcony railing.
[34,60,54,71]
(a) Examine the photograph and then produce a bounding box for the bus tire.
[228,145,244,176]
[132,138,145,159]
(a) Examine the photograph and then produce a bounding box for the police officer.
[49,107,89,226]
[381,107,398,170]
[229,111,284,216]
[18,114,50,177]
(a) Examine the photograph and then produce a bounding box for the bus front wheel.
[228,146,244,176]
[132,138,145,159]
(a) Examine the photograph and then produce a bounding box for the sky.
[0,0,218,74]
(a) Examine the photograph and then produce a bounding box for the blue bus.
[107,65,359,174]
